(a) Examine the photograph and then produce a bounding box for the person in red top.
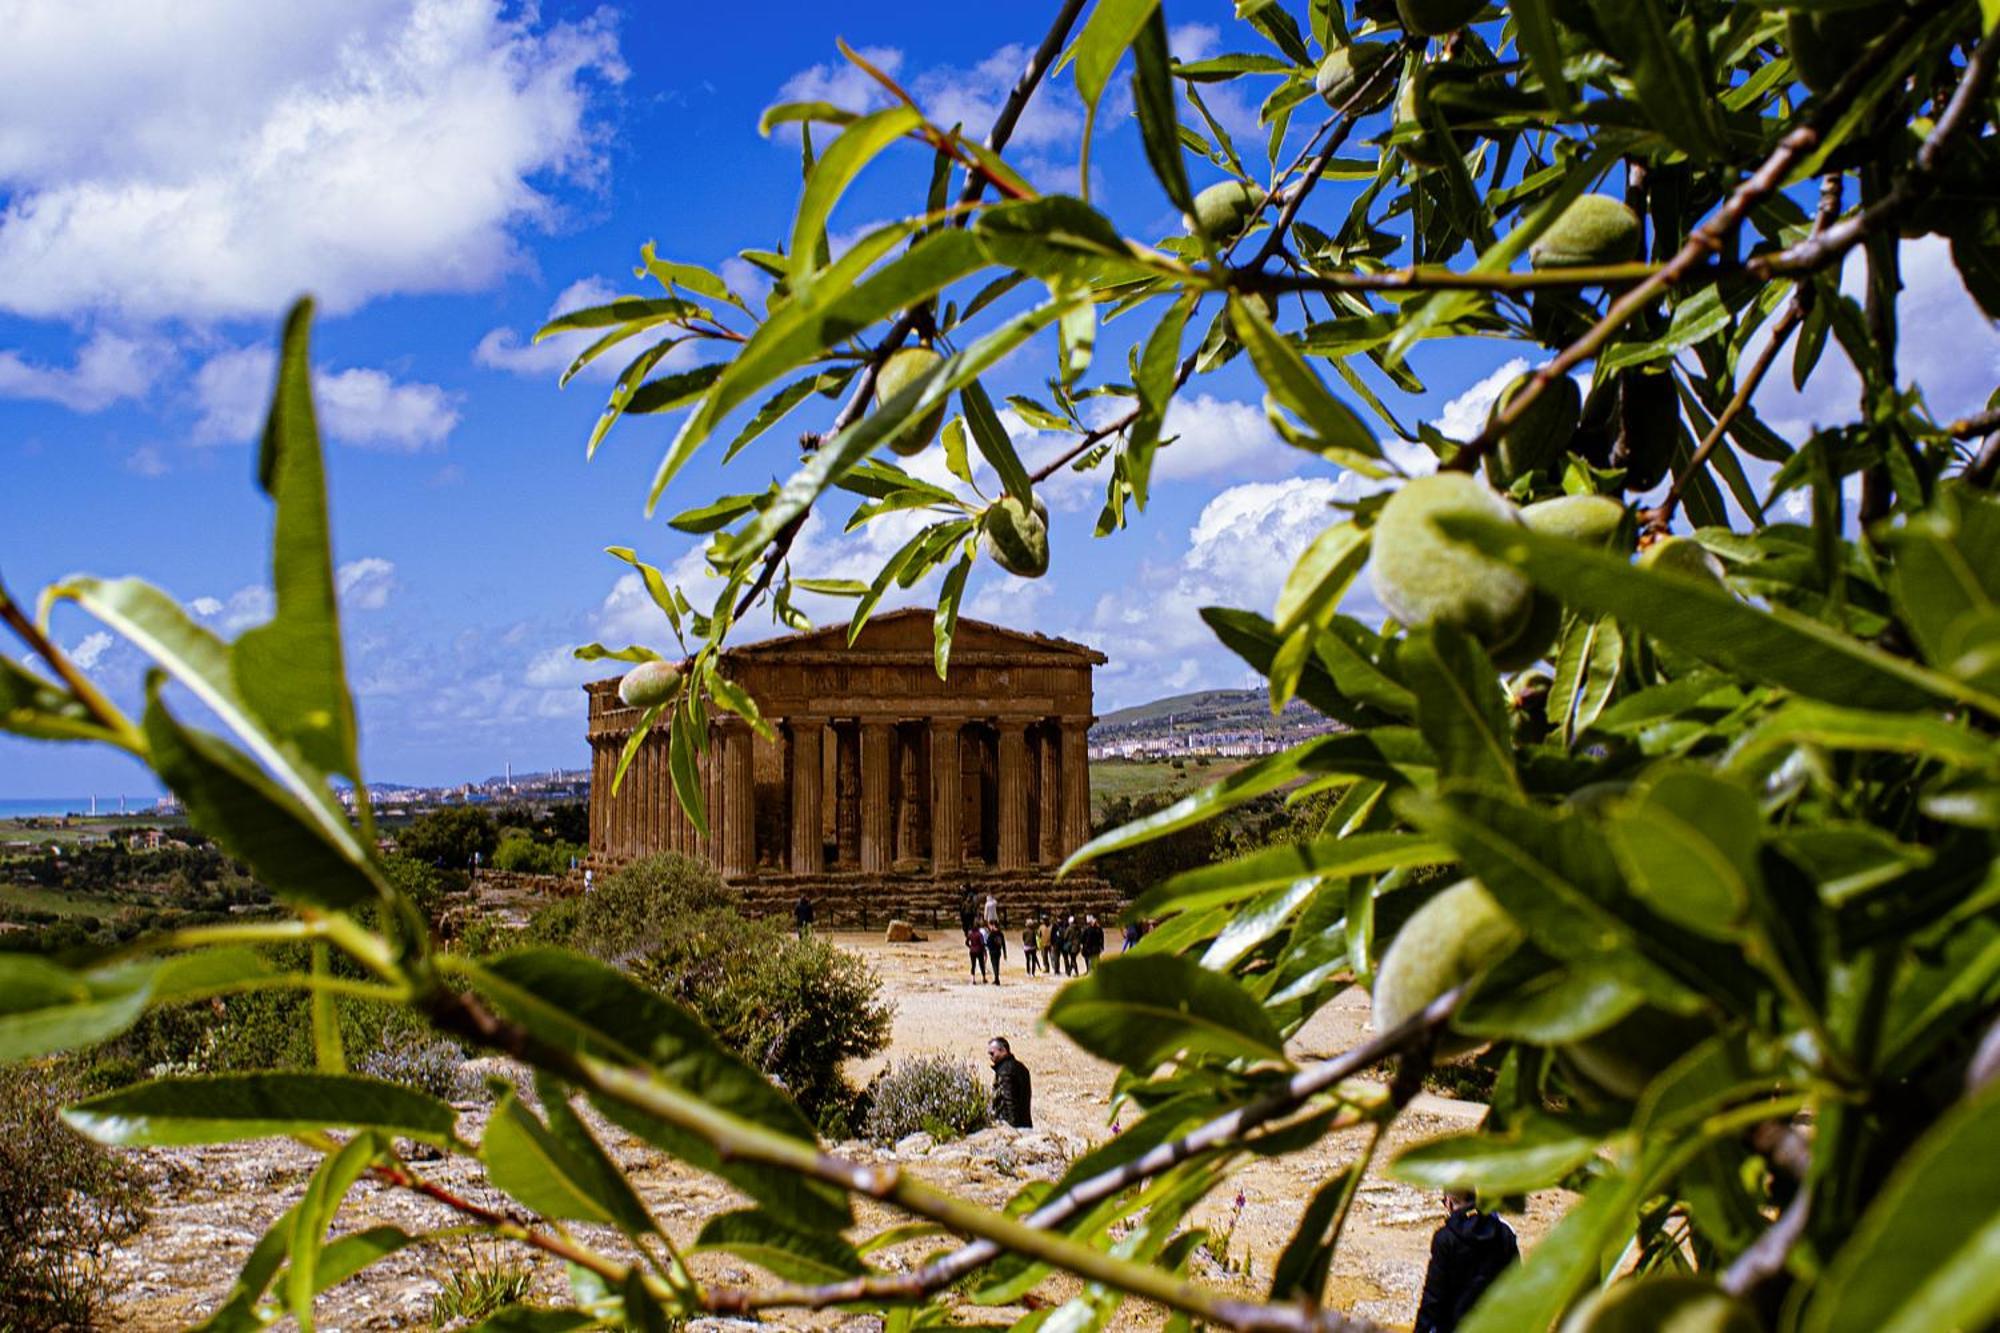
[965,925,988,982]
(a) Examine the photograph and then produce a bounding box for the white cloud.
[191,584,274,634]
[0,330,167,411]
[0,0,625,324]
[193,344,459,449]
[336,557,396,610]
[125,445,170,477]
[775,43,1082,151]
[1755,237,2000,442]
[68,631,115,670]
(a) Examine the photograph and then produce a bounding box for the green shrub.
[566,853,731,963]
[491,830,585,875]
[627,906,893,1117]
[395,806,497,869]
[860,1054,991,1144]
[428,1242,533,1329]
[0,1063,149,1330]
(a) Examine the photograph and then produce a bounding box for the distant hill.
[1093,689,1321,740]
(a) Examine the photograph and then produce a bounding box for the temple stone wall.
[585,611,1111,917]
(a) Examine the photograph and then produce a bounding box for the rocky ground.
[100,931,1569,1330]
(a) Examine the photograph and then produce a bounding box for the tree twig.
[727,0,1089,624]
[1234,261,1666,296]
[1445,3,1951,474]
[0,573,143,749]
[1948,405,2000,441]
[1721,1183,1813,1298]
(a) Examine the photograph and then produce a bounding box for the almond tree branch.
[1644,174,1845,532]
[1445,3,1954,474]
[727,0,1089,624]
[1233,260,1666,295]
[1949,405,2000,441]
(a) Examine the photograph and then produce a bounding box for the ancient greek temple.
[585,610,1114,917]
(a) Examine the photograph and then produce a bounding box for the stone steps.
[732,873,1123,931]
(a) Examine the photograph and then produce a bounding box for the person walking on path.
[987,1037,1032,1128]
[792,892,814,938]
[1064,913,1083,976]
[1022,918,1040,977]
[983,892,1000,929]
[1047,916,1068,976]
[965,925,989,982]
[1040,917,1058,975]
[958,890,977,934]
[1413,1192,1518,1333]
[1081,915,1105,972]
[984,925,1006,984]
[1122,920,1142,951]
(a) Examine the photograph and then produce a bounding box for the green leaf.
[1580,0,1726,158]
[536,296,701,340]
[1229,298,1381,470]
[0,953,153,1062]
[310,1226,416,1295]
[1804,1081,2000,1333]
[233,299,364,789]
[473,951,848,1232]
[694,1209,867,1282]
[1436,514,2000,717]
[1457,959,1645,1043]
[1130,7,1195,215]
[934,551,971,680]
[1606,767,1761,940]
[1073,0,1162,110]
[1509,0,1573,110]
[1400,790,1701,1011]
[1267,1168,1356,1304]
[1458,1156,1660,1333]
[51,576,366,861]
[1392,1120,1609,1194]
[638,244,750,312]
[790,107,925,288]
[1046,953,1289,1070]
[143,686,383,912]
[1548,613,1622,746]
[64,1074,456,1147]
[625,363,726,415]
[572,642,662,665]
[1132,832,1452,917]
[1274,522,1370,635]
[1201,606,1377,728]
[667,493,763,536]
[655,223,989,507]
[588,338,687,459]
[723,374,829,463]
[285,1130,381,1329]
[961,378,1035,505]
[0,656,133,748]
[721,294,1077,556]
[971,196,1145,294]
[1402,625,1517,790]
[668,691,708,838]
[483,1089,653,1231]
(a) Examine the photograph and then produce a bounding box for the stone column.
[860,720,894,874]
[996,719,1030,870]
[930,720,962,874]
[718,718,756,879]
[896,725,928,863]
[833,722,861,867]
[788,719,824,874]
[1060,717,1091,857]
[1037,724,1063,865]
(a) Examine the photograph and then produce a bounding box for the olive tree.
[3,0,1999,1328]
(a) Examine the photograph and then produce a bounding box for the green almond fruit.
[1315,41,1397,112]
[1562,1007,1710,1102]
[985,494,1050,579]
[1485,371,1582,487]
[1638,535,1727,585]
[1392,71,1446,169]
[1374,879,1525,1055]
[1786,9,1890,95]
[1185,180,1266,240]
[1530,194,1643,270]
[873,347,949,457]
[1370,473,1535,651]
[1560,1276,1759,1333]
[1396,0,1486,35]
[1491,591,1562,671]
[1521,494,1629,550]
[1613,369,1678,493]
[617,660,683,709]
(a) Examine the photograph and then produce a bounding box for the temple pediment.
[725,609,1106,664]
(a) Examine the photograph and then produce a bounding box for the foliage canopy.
[3,0,2000,1328]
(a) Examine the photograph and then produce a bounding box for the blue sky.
[2,0,1995,799]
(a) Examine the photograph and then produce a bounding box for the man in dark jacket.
[792,892,814,938]
[987,1037,1032,1128]
[1414,1192,1518,1333]
[1080,915,1105,971]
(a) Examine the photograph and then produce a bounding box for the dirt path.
[101,931,1567,1330]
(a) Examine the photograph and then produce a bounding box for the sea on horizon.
[0,796,168,819]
